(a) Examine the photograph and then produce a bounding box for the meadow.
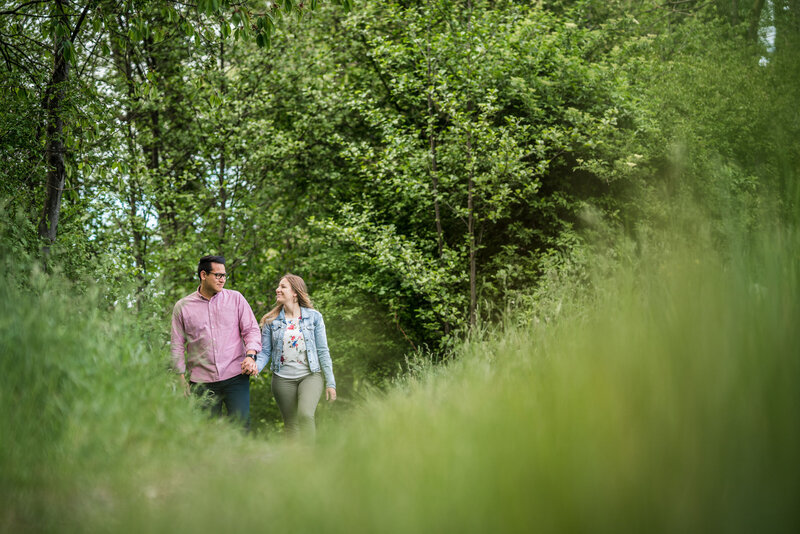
[2,2,799,532]
[2,205,798,533]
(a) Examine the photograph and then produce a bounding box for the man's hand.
[179,374,190,398]
[241,356,258,376]
[326,387,337,402]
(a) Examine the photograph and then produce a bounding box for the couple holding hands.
[171,255,336,438]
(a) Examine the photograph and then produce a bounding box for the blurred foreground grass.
[2,222,798,533]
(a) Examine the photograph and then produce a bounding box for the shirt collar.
[196,286,222,301]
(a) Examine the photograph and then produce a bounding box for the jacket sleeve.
[314,312,336,389]
[255,324,272,374]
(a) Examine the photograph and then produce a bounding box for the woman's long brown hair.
[259,273,314,327]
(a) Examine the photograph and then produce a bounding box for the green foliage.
[310,208,468,342]
[2,0,799,435]
[3,181,798,532]
[0,247,210,528]
[0,70,41,219]
[2,0,798,523]
[253,0,656,351]
[605,12,799,248]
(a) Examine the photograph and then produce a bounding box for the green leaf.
[60,40,76,65]
[182,20,194,37]
[54,23,69,39]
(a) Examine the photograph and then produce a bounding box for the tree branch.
[70,0,94,43]
[0,0,51,16]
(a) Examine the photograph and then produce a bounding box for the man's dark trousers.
[191,373,250,430]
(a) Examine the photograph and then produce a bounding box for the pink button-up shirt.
[171,288,262,383]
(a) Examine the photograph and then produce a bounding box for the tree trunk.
[218,154,228,248]
[426,0,449,337]
[747,0,766,42]
[731,0,739,26]
[218,38,228,249]
[113,20,149,308]
[773,0,800,59]
[126,114,148,306]
[129,179,147,310]
[467,131,476,328]
[466,0,477,328]
[427,0,444,260]
[38,0,70,251]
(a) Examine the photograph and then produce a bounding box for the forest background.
[1,0,798,531]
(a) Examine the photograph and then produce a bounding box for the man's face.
[201,262,227,295]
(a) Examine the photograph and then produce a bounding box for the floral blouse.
[280,318,308,367]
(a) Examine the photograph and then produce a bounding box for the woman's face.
[275,278,297,306]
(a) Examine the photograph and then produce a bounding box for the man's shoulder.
[173,291,200,312]
[221,288,247,301]
[221,289,256,310]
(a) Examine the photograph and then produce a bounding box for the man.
[171,255,261,429]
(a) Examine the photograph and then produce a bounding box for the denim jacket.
[255,307,336,389]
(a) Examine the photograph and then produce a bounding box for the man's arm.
[170,304,187,375]
[171,304,191,395]
[238,295,262,356]
[238,294,261,376]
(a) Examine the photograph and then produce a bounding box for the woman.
[243,273,336,438]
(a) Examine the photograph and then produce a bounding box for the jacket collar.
[277,306,310,322]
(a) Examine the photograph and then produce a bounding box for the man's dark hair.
[198,255,226,279]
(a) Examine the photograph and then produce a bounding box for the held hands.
[241,355,258,376]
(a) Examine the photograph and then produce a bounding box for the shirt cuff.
[171,354,186,374]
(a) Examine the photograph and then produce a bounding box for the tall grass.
[0,260,260,531]
[2,214,798,532]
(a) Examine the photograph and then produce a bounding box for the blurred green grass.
[2,221,798,533]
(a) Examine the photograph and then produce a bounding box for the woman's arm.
[254,325,273,374]
[314,312,336,392]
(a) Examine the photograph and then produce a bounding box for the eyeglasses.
[207,271,228,280]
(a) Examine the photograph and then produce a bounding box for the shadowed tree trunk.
[747,0,766,42]
[36,0,92,253]
[427,0,444,260]
[218,38,229,249]
[466,0,477,328]
[426,1,449,336]
[773,0,800,58]
[38,0,70,252]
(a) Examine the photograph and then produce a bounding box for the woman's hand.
[326,387,337,402]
